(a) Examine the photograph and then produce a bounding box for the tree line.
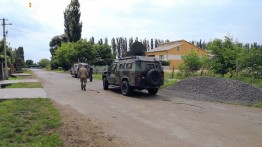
[48,0,262,81]
[49,0,169,70]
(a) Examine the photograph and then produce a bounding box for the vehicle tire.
[147,88,158,95]
[103,77,109,90]
[146,69,161,86]
[121,80,131,96]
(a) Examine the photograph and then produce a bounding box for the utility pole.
[1,18,12,80]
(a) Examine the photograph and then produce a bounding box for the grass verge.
[93,73,102,80]
[160,79,177,90]
[253,102,262,108]
[0,99,63,146]
[6,82,42,88]
[7,76,22,80]
[23,69,33,75]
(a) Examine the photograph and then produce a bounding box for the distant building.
[146,40,208,69]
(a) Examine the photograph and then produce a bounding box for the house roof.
[147,42,182,53]
[147,39,208,54]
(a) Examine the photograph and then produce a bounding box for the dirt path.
[33,69,262,147]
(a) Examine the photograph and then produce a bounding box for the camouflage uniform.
[78,66,89,91]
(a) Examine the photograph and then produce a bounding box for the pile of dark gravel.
[159,76,262,105]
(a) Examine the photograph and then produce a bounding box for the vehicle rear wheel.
[146,69,161,87]
[103,77,109,90]
[147,88,158,95]
[121,80,131,96]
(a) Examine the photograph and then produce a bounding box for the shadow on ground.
[108,86,172,101]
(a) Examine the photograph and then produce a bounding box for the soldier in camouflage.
[78,64,89,91]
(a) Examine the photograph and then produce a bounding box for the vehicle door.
[107,63,117,84]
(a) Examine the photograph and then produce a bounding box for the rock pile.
[159,76,262,105]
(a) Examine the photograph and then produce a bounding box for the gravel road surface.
[34,69,262,147]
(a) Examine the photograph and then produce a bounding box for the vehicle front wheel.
[103,77,109,90]
[121,80,131,96]
[147,88,158,95]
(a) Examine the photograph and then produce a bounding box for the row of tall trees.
[49,0,164,69]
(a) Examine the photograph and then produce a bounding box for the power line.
[9,25,55,39]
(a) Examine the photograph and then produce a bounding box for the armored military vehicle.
[102,56,164,96]
[71,63,89,78]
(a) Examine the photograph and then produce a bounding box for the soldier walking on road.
[78,64,89,91]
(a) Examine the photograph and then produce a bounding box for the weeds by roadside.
[253,102,262,108]
[0,99,63,146]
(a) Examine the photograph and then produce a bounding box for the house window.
[159,55,164,60]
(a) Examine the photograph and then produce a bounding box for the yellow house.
[146,40,208,69]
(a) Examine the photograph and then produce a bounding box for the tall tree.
[154,39,159,48]
[0,40,15,65]
[93,44,113,65]
[116,38,121,58]
[135,37,139,42]
[98,38,103,45]
[151,38,153,49]
[127,42,146,56]
[38,58,50,68]
[49,34,68,58]
[111,38,116,59]
[14,47,25,71]
[16,47,24,61]
[89,36,95,45]
[64,0,82,42]
[129,37,134,50]
[105,37,108,45]
[25,59,34,67]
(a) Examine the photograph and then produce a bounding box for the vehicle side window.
[146,64,155,70]
[119,63,125,69]
[126,63,132,69]
[111,64,116,71]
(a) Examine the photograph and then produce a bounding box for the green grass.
[253,102,262,108]
[93,73,102,80]
[237,76,262,88]
[6,82,42,88]
[160,79,177,90]
[7,76,22,80]
[0,99,63,146]
[164,71,184,80]
[23,69,33,75]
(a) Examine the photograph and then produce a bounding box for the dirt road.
[34,69,262,147]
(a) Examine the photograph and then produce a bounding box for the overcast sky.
[0,0,261,62]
